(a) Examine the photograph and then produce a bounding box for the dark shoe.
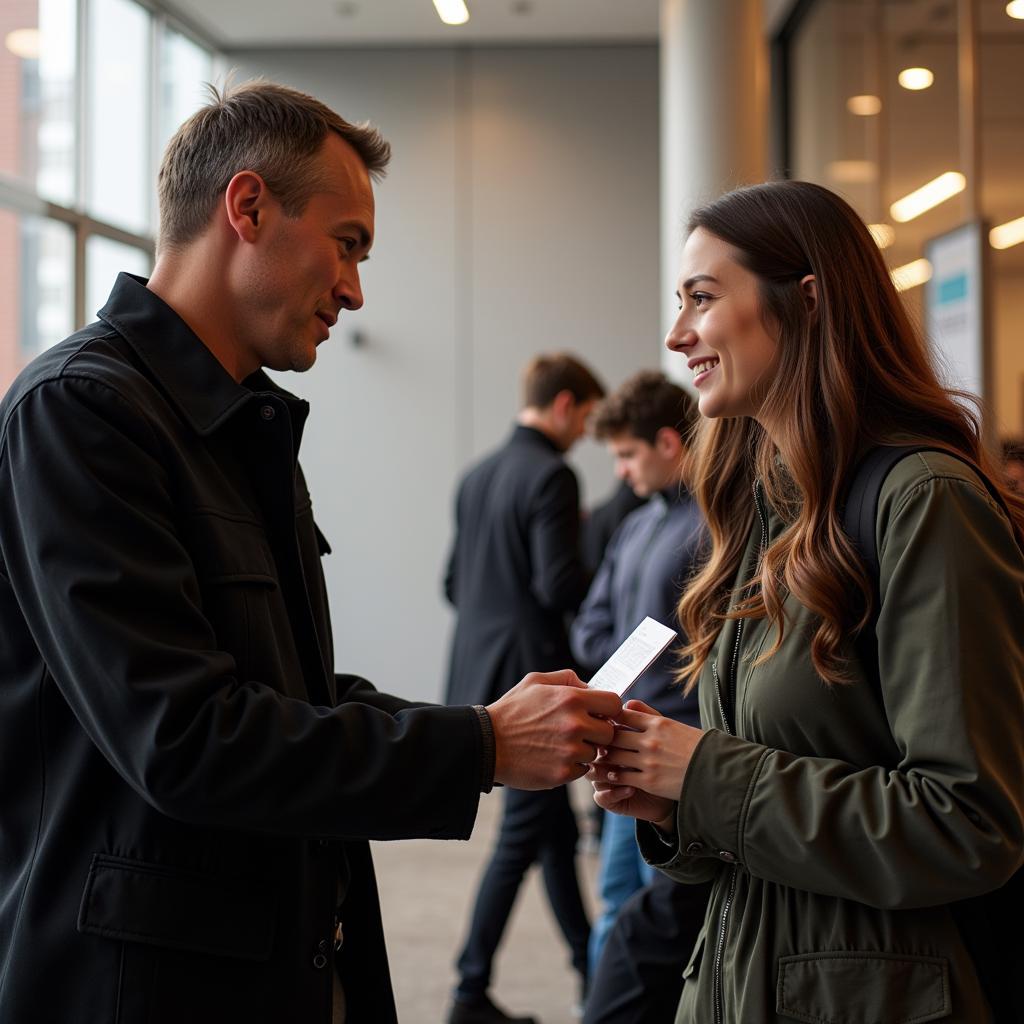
[447,992,539,1024]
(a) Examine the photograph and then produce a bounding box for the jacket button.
[719,850,737,863]
[318,939,330,954]
[260,404,276,421]
[685,841,705,856]
[312,953,328,969]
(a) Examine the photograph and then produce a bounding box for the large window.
[0,0,218,396]
[780,0,1024,438]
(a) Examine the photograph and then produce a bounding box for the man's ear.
[550,389,575,420]
[800,274,818,314]
[224,170,270,243]
[654,425,683,458]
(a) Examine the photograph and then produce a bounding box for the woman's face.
[665,227,780,421]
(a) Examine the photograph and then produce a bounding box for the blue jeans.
[587,809,654,977]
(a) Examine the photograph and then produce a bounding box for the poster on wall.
[924,222,986,401]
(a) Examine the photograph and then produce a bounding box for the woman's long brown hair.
[677,180,1024,690]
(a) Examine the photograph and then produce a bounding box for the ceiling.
[166,0,661,50]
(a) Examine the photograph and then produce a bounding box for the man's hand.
[486,670,622,790]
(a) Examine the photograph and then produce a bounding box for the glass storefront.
[781,0,1024,439]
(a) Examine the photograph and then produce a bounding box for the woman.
[589,181,1024,1024]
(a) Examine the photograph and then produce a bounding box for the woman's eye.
[691,292,712,308]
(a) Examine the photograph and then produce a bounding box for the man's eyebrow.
[682,274,720,290]
[334,223,372,249]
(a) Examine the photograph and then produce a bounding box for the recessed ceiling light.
[890,171,965,222]
[5,28,40,60]
[868,224,895,249]
[898,67,934,91]
[847,95,882,116]
[990,215,1024,250]
[1007,1,1024,19]
[433,0,469,25]
[891,258,932,292]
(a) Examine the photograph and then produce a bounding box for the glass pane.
[87,0,151,234]
[980,0,1024,438]
[0,0,77,204]
[85,234,151,324]
[0,208,74,397]
[158,27,214,157]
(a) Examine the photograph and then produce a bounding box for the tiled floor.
[372,780,600,1024]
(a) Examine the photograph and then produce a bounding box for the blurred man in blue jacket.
[571,371,710,1024]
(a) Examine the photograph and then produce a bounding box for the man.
[0,82,622,1024]
[444,354,605,1024]
[569,370,710,1024]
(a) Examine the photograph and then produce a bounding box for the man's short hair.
[157,79,391,253]
[593,370,697,445]
[1003,438,1024,465]
[521,353,605,410]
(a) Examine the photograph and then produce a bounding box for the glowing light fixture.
[5,27,41,59]
[868,224,895,249]
[1007,0,1024,19]
[890,171,966,222]
[898,67,934,90]
[891,259,932,292]
[433,0,469,25]
[847,94,882,116]
[990,215,1024,250]
[828,160,877,184]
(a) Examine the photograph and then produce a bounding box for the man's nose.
[336,266,363,311]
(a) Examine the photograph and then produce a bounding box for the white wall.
[231,46,661,701]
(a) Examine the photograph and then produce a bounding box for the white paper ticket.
[586,616,678,697]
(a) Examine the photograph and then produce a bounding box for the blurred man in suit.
[445,353,605,1024]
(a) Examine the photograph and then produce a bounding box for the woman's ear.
[800,274,818,314]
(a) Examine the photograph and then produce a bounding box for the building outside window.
[0,0,217,396]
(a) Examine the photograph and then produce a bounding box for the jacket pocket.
[777,951,950,1024]
[77,853,278,961]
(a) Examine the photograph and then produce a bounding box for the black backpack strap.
[841,444,1010,634]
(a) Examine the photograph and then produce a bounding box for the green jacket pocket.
[776,951,951,1024]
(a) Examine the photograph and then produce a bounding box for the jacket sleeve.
[657,474,1024,909]
[528,463,590,612]
[0,376,484,843]
[569,523,625,671]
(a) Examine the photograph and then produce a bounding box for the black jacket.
[444,425,590,707]
[0,274,487,1024]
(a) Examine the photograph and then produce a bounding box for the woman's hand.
[595,699,704,801]
[589,761,675,824]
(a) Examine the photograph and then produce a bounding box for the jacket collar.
[97,273,308,440]
[511,423,562,454]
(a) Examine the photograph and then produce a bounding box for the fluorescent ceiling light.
[868,223,895,249]
[898,67,934,90]
[433,0,469,25]
[891,259,932,292]
[1007,1,1024,19]
[5,28,40,59]
[890,171,966,222]
[847,95,882,116]
[990,215,1024,250]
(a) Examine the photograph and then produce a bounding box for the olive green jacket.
[639,451,1024,1024]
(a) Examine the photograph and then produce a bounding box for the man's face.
[606,431,677,498]
[234,132,375,375]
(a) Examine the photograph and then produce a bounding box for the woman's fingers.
[623,698,662,716]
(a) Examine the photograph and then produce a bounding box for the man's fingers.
[612,707,660,731]
[583,689,624,717]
